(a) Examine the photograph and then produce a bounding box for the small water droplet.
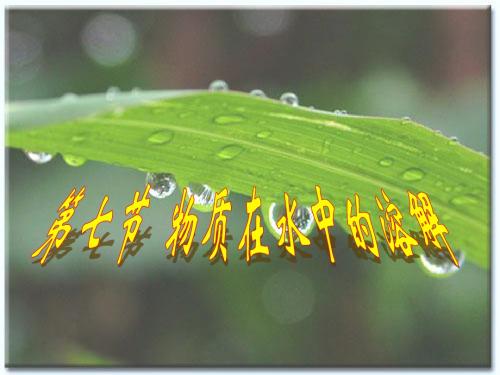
[333,109,348,115]
[378,157,394,167]
[71,134,86,143]
[147,130,174,145]
[217,145,244,160]
[63,154,86,167]
[448,136,459,145]
[214,114,244,125]
[106,86,120,101]
[256,130,272,139]
[401,116,412,124]
[268,203,314,240]
[146,172,176,199]
[450,194,478,206]
[280,92,299,106]
[187,183,215,209]
[24,151,53,164]
[420,250,465,277]
[402,167,425,182]
[250,89,266,98]
[209,80,229,92]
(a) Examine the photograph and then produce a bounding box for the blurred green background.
[6,9,490,366]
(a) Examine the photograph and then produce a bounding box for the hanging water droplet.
[268,202,314,240]
[250,89,266,98]
[280,92,299,106]
[450,194,478,206]
[378,157,394,167]
[24,150,53,164]
[146,172,176,199]
[214,114,244,125]
[217,145,244,160]
[186,183,215,209]
[256,130,272,139]
[420,250,465,277]
[147,130,174,145]
[209,80,229,92]
[63,154,86,167]
[402,167,425,182]
[61,92,78,102]
[106,86,120,101]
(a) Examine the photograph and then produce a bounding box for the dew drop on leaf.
[268,202,314,240]
[402,167,425,181]
[450,194,478,206]
[187,183,215,209]
[63,154,86,167]
[217,145,244,160]
[256,130,272,139]
[250,89,266,98]
[214,115,244,125]
[378,157,394,167]
[280,92,299,106]
[147,130,173,145]
[420,250,465,277]
[24,150,53,164]
[146,172,176,199]
[209,80,229,92]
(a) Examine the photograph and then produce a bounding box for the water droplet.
[268,202,314,240]
[401,116,412,124]
[147,130,173,145]
[214,114,244,125]
[106,86,120,101]
[217,145,244,160]
[63,154,86,167]
[24,151,53,164]
[61,92,78,101]
[256,130,272,139]
[250,89,266,98]
[333,109,348,115]
[448,136,459,145]
[378,157,394,167]
[71,133,86,143]
[280,92,299,106]
[402,167,425,182]
[146,172,176,199]
[209,80,228,92]
[420,250,465,277]
[187,183,215,209]
[450,194,478,206]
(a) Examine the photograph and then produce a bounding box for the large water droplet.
[256,130,272,139]
[450,194,478,206]
[280,92,299,106]
[187,183,215,209]
[63,154,86,167]
[420,250,465,277]
[106,86,120,101]
[378,157,394,167]
[147,130,173,145]
[402,167,425,181]
[209,80,229,92]
[250,89,266,98]
[214,114,244,125]
[24,151,53,164]
[146,172,176,199]
[217,145,244,160]
[268,202,314,239]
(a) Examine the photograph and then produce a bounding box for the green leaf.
[7,90,489,268]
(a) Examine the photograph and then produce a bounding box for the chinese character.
[81,195,113,249]
[408,191,459,267]
[311,185,336,264]
[238,186,269,263]
[277,193,311,256]
[375,189,417,257]
[202,187,232,263]
[118,184,150,266]
[165,187,198,258]
[32,186,85,265]
[346,193,379,258]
